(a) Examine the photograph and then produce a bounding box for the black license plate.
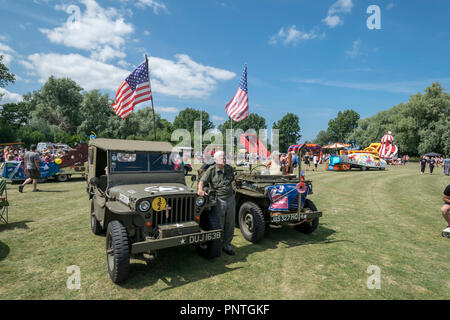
[187,231,222,244]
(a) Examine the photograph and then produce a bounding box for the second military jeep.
[87,138,222,283]
[232,147,322,243]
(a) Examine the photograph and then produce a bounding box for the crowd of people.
[420,155,450,175]
[0,144,74,165]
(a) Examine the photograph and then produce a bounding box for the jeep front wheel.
[196,210,222,259]
[295,199,319,234]
[238,201,265,243]
[106,220,130,283]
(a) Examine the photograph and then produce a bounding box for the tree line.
[314,83,450,156]
[0,56,302,152]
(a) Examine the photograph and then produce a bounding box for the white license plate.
[271,213,298,223]
[187,231,222,244]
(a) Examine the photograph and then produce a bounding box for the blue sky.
[1,0,449,142]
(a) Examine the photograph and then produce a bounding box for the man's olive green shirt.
[200,164,234,198]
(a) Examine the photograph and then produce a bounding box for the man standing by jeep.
[197,151,236,255]
[19,144,41,193]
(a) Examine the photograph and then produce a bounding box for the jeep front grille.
[152,196,196,227]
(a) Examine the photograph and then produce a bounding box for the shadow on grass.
[0,240,9,261]
[120,223,343,291]
[0,220,33,232]
[264,223,348,248]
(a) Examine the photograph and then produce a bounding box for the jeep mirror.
[191,175,197,182]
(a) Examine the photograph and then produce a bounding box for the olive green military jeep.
[87,138,222,283]
[231,144,323,243]
[233,167,322,243]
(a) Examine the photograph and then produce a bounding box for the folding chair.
[0,179,9,223]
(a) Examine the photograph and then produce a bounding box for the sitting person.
[265,152,281,175]
[441,185,450,236]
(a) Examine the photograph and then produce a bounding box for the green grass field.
[0,164,449,299]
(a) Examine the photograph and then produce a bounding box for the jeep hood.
[109,183,197,200]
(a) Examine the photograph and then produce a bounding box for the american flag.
[112,61,152,119]
[225,64,249,121]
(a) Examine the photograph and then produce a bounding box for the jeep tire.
[106,220,130,283]
[295,199,319,234]
[238,201,265,243]
[90,200,103,235]
[56,174,69,182]
[196,210,222,259]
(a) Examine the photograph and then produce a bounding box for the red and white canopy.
[379,131,398,160]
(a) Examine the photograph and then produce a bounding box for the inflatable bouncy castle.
[378,131,398,162]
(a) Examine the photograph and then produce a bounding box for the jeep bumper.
[131,229,223,254]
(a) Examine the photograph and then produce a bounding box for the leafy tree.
[273,113,301,152]
[0,102,33,128]
[314,130,331,146]
[28,76,84,135]
[173,108,213,134]
[78,90,115,140]
[0,118,16,143]
[218,113,267,134]
[0,55,15,90]
[347,83,449,156]
[327,109,360,143]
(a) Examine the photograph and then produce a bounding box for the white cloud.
[346,40,361,57]
[323,15,341,28]
[148,54,236,98]
[0,88,23,104]
[23,52,235,98]
[136,0,168,14]
[295,78,450,94]
[269,25,320,46]
[323,0,353,28]
[386,2,395,11]
[39,0,134,62]
[24,53,130,91]
[0,42,15,66]
[212,115,225,121]
[155,106,180,113]
[90,45,126,62]
[144,30,150,36]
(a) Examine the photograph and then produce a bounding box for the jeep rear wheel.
[196,210,222,259]
[295,199,319,234]
[106,220,130,283]
[90,200,103,235]
[56,174,69,182]
[239,201,265,243]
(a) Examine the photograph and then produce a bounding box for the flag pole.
[145,54,157,141]
[230,116,233,161]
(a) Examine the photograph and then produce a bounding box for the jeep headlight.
[139,200,151,212]
[195,196,205,207]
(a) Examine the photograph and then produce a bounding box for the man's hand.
[197,181,208,196]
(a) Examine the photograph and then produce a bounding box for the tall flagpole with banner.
[145,54,157,141]
[225,64,248,163]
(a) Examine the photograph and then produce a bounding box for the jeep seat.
[98,175,108,192]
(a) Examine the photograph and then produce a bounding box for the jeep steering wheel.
[250,164,268,175]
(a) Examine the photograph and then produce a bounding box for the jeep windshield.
[109,151,183,173]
